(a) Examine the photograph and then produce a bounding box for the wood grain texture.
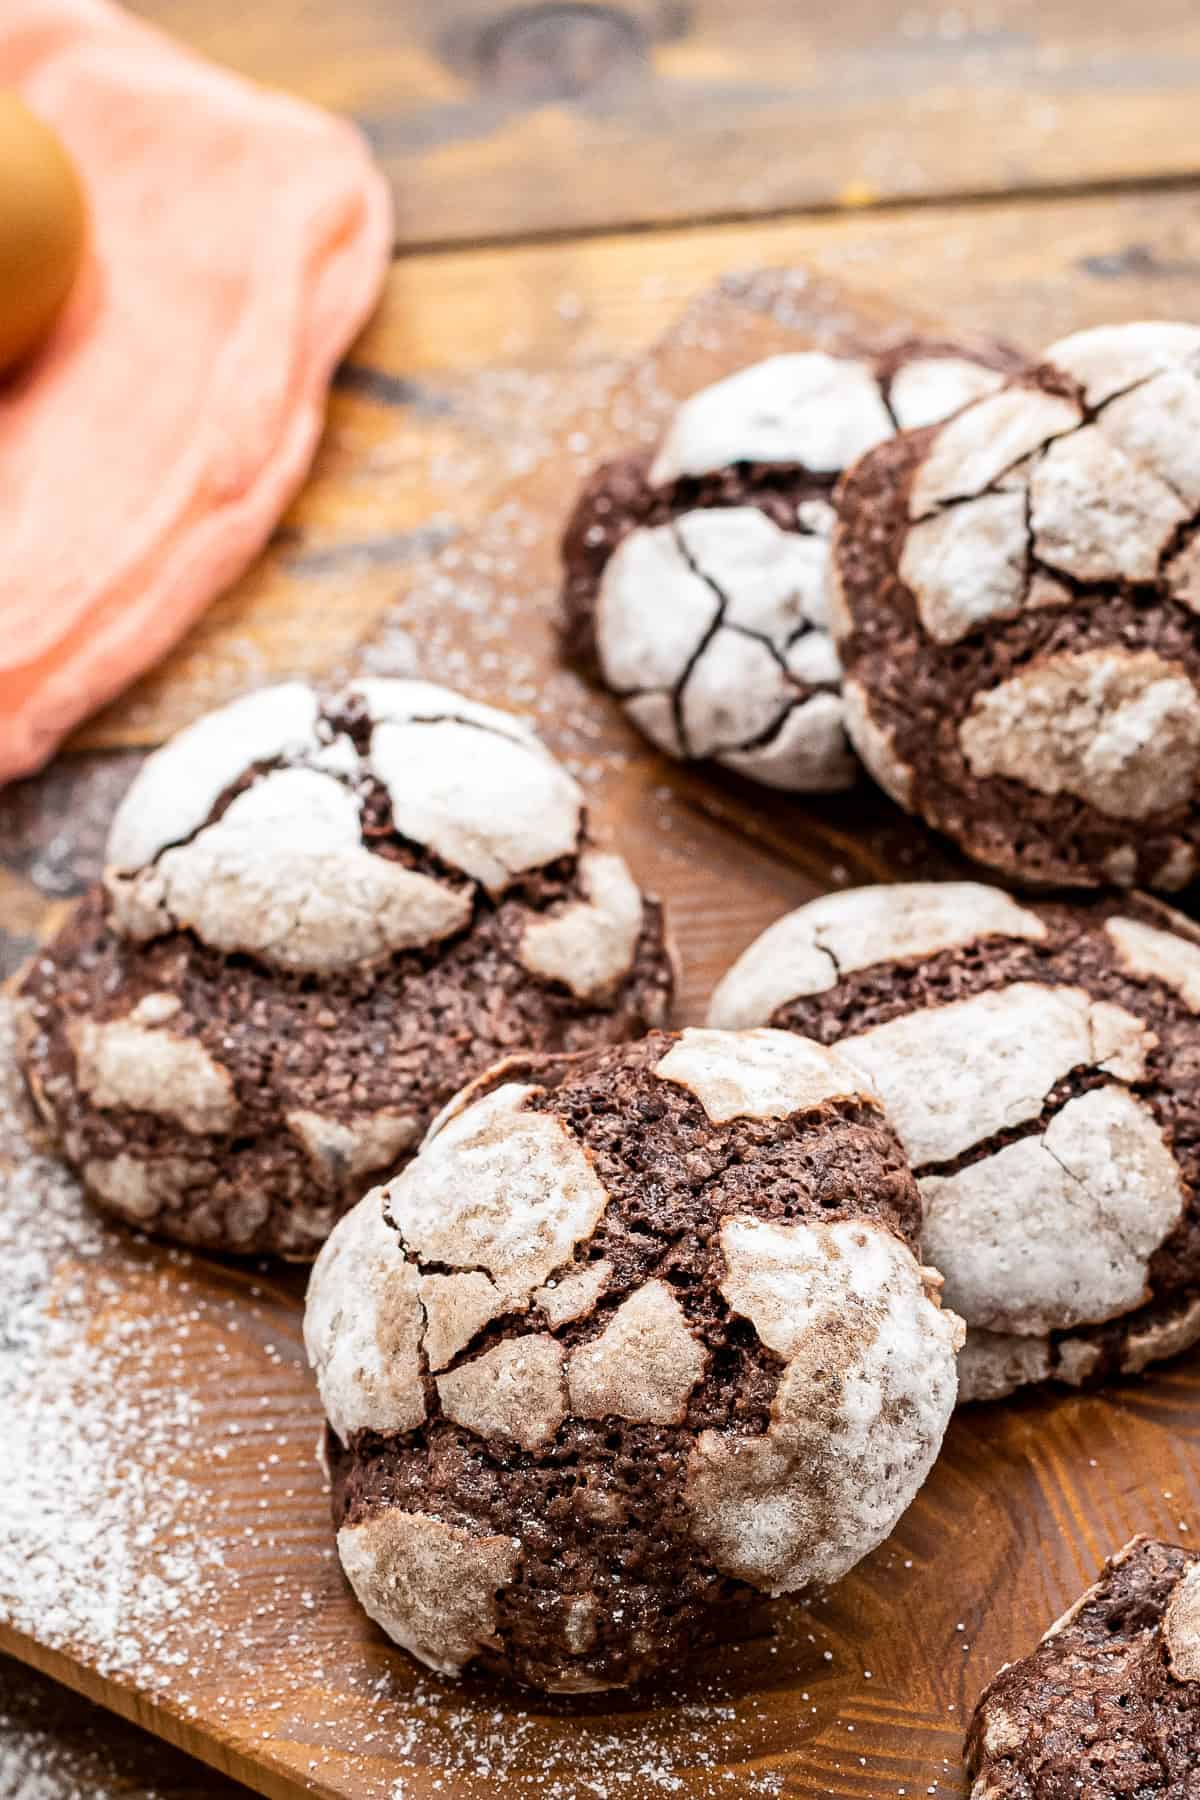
[6,8,1200,1793]
[4,262,1200,1800]
[126,0,1200,242]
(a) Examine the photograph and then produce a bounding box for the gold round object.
[0,91,87,375]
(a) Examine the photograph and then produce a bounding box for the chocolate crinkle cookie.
[16,679,674,1258]
[561,338,1023,794]
[709,882,1200,1402]
[833,321,1200,889]
[967,1535,1200,1799]
[305,1026,963,1691]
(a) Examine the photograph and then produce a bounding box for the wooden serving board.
[4,268,1200,1800]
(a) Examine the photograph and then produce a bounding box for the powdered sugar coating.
[596,523,718,694]
[677,508,832,640]
[1106,913,1200,1012]
[955,1329,1054,1405]
[839,983,1152,1166]
[304,1192,426,1443]
[899,491,1028,645]
[707,883,1046,1030]
[419,1272,506,1373]
[1119,1295,1200,1378]
[519,850,645,1001]
[566,1281,707,1424]
[681,627,801,758]
[370,718,583,895]
[959,650,1200,824]
[709,881,1200,1388]
[625,690,684,758]
[336,1511,521,1678]
[437,1336,567,1451]
[921,1085,1184,1335]
[1030,425,1188,582]
[595,506,852,793]
[83,1151,209,1225]
[649,353,894,485]
[286,1109,420,1189]
[1098,369,1200,507]
[343,678,540,744]
[1046,320,1200,406]
[106,682,321,871]
[887,356,1006,430]
[574,346,1020,797]
[687,1216,961,1594]
[840,679,915,809]
[384,1084,610,1307]
[1164,1562,1200,1680]
[30,674,671,1258]
[69,1014,237,1136]
[534,1259,612,1327]
[967,1533,1200,1796]
[718,692,850,792]
[653,1027,869,1124]
[103,677,607,964]
[107,767,473,973]
[907,387,1082,518]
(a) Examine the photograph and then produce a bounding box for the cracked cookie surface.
[832,321,1200,887]
[709,882,1200,1400]
[967,1535,1200,1799]
[306,1027,963,1690]
[17,680,674,1257]
[561,338,1024,793]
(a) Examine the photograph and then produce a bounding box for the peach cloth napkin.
[0,0,393,783]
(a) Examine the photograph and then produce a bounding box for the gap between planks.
[387,168,1200,261]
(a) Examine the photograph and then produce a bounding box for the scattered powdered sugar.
[0,1650,231,1800]
[351,356,677,797]
[0,1002,226,1688]
[381,1684,787,1798]
[0,1691,152,1800]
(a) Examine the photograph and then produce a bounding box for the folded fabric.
[0,0,392,784]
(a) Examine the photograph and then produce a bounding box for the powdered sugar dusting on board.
[0,1000,227,1689]
[380,1682,787,1797]
[0,1652,220,1800]
[352,354,678,796]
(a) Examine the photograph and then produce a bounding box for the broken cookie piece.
[709,882,1200,1401]
[305,1026,963,1691]
[967,1535,1200,1799]
[17,679,674,1258]
[561,337,1023,793]
[832,320,1200,888]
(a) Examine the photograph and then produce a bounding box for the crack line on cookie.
[911,1066,1130,1182]
[666,517,731,759]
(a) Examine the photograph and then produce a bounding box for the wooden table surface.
[6,2,1200,1792]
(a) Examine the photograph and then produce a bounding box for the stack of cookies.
[17,317,1200,1784]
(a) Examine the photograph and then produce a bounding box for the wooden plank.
[0,1651,247,1798]
[30,183,1200,761]
[4,260,1200,1800]
[127,0,1200,242]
